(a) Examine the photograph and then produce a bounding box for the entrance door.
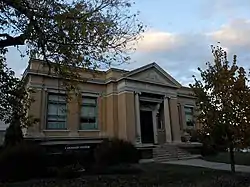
[140,110,154,144]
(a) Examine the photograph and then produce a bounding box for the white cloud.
[136,30,181,53]
[4,18,250,86]
[208,19,250,49]
[124,19,250,86]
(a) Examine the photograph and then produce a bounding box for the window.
[184,106,194,127]
[80,97,98,130]
[47,94,67,129]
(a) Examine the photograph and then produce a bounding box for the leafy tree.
[0,0,144,78]
[190,45,250,172]
[0,49,37,146]
[0,0,143,141]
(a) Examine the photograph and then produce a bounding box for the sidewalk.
[164,159,250,173]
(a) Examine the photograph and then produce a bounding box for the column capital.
[164,95,170,99]
[135,91,141,95]
[164,94,177,99]
[170,96,178,100]
[168,94,178,99]
[156,103,161,111]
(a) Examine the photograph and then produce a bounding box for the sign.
[65,145,90,150]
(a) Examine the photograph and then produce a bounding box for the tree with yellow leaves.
[190,45,250,172]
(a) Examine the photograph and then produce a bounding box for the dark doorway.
[140,110,154,144]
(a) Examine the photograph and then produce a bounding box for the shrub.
[4,122,23,147]
[201,143,217,156]
[0,142,47,182]
[56,164,81,179]
[94,138,139,168]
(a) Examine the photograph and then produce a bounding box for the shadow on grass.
[204,152,250,166]
[3,163,250,187]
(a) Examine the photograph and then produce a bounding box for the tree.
[0,0,144,78]
[0,0,143,140]
[0,49,37,146]
[190,45,250,172]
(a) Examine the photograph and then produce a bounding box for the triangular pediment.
[123,63,181,88]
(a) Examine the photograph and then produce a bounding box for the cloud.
[123,30,212,85]
[4,18,250,86]
[123,19,250,86]
[209,19,250,71]
[209,19,250,49]
[200,0,250,19]
[136,30,181,53]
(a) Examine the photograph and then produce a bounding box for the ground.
[4,163,250,187]
[204,152,250,166]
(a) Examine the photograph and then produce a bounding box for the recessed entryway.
[140,110,154,144]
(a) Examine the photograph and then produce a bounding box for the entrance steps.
[153,144,201,162]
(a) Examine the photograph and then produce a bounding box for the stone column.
[152,108,158,144]
[181,104,186,130]
[164,96,172,142]
[134,92,141,144]
[169,97,181,142]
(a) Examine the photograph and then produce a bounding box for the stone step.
[155,153,190,158]
[153,144,192,162]
[154,150,190,154]
[155,155,202,162]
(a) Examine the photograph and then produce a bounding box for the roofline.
[123,62,182,88]
[28,58,107,74]
[28,58,131,74]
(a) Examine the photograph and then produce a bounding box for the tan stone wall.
[125,93,135,142]
[67,93,80,135]
[27,72,108,138]
[28,59,106,81]
[117,93,127,140]
[27,89,43,136]
[169,98,181,142]
[117,92,135,142]
[106,69,126,79]
[105,94,117,138]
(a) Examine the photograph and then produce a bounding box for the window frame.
[79,96,98,130]
[46,93,67,130]
[184,106,195,127]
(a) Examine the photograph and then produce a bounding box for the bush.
[94,138,139,168]
[4,122,23,147]
[55,164,82,179]
[0,142,47,182]
[201,144,217,156]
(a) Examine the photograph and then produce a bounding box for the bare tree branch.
[0,34,26,47]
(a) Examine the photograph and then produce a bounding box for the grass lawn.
[204,152,250,166]
[4,163,250,187]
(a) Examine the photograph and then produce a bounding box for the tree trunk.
[229,143,235,173]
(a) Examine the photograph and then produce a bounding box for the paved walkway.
[164,159,250,173]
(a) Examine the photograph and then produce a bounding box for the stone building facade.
[23,59,198,146]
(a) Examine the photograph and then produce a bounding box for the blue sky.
[6,0,250,85]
